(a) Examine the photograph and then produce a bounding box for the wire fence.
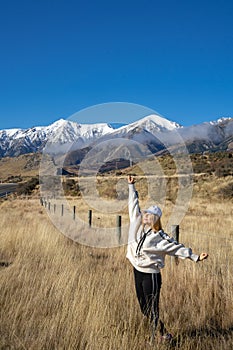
[40,196,232,246]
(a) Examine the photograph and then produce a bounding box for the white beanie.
[144,205,162,218]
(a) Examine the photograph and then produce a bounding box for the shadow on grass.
[0,261,12,267]
[186,325,233,338]
[171,324,233,349]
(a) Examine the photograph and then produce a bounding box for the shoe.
[160,333,173,342]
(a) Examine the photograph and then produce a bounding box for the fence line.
[40,197,232,244]
[40,198,122,244]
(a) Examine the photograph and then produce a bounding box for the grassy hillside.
[60,152,233,202]
[0,153,41,182]
[0,151,232,181]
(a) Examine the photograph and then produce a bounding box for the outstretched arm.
[153,233,209,263]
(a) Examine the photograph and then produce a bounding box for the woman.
[127,175,208,342]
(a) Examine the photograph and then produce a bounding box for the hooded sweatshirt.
[126,183,199,273]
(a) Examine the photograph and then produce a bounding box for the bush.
[6,175,22,183]
[17,177,39,195]
[217,182,233,199]
[62,179,81,196]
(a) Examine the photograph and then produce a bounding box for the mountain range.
[0,115,233,161]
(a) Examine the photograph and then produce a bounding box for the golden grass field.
[0,173,233,349]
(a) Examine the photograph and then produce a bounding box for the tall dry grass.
[0,194,233,350]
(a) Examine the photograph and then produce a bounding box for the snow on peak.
[116,113,181,135]
[1,128,22,137]
[139,114,181,131]
[209,117,233,125]
[42,119,114,145]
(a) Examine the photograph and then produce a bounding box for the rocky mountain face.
[0,115,232,161]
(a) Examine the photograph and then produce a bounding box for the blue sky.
[0,0,232,129]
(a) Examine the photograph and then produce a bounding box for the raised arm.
[128,175,141,222]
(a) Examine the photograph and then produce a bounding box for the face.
[142,212,153,225]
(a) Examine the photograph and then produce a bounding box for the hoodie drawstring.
[136,228,152,256]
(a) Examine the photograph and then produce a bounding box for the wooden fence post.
[171,225,179,265]
[48,202,50,211]
[53,204,56,213]
[171,225,179,242]
[61,204,64,216]
[73,206,76,220]
[116,215,122,244]
[88,210,92,227]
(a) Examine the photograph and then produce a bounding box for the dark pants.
[133,268,165,334]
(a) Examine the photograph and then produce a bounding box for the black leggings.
[133,268,165,334]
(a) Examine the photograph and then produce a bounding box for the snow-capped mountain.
[62,116,233,173]
[0,114,180,157]
[0,115,232,158]
[0,119,115,157]
[125,114,181,133]
[110,114,181,135]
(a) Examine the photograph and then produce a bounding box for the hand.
[128,175,135,184]
[198,252,208,261]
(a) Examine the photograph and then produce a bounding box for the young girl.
[127,175,208,342]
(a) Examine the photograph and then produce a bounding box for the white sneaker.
[160,333,173,342]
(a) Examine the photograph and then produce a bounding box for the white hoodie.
[126,183,199,273]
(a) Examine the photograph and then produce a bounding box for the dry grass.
[0,191,233,350]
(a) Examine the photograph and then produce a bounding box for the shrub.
[217,182,233,199]
[62,179,81,196]
[17,177,39,195]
